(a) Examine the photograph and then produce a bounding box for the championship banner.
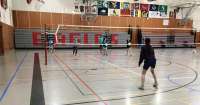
[98,7,108,16]
[140,4,149,18]
[97,0,108,8]
[134,3,140,9]
[120,2,131,16]
[135,9,141,17]
[74,3,80,12]
[149,11,160,18]
[131,9,135,16]
[149,4,159,11]
[109,9,120,16]
[97,0,108,16]
[131,3,140,17]
[149,4,160,18]
[159,5,168,17]
[108,1,120,9]
[108,1,120,16]
[80,5,85,13]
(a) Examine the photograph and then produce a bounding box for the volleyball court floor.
[0,48,200,105]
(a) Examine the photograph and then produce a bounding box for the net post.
[44,24,48,65]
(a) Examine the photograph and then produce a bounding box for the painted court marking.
[0,52,28,102]
[54,53,109,105]
[51,53,198,105]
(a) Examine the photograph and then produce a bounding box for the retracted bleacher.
[142,30,195,48]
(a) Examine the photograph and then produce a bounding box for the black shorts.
[100,45,102,49]
[127,46,131,48]
[73,46,78,49]
[143,59,156,70]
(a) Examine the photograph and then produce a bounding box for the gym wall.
[0,0,13,55]
[12,10,194,48]
[11,0,196,49]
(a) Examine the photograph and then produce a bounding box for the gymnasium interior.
[1,0,200,105]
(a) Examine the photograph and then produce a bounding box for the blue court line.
[0,52,28,102]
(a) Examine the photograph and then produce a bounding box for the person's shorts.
[100,45,102,49]
[73,46,78,49]
[127,46,131,48]
[143,59,156,70]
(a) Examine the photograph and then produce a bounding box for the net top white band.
[57,24,196,30]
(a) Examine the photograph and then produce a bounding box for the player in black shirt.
[138,38,158,90]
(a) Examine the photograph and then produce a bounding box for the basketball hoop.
[38,0,45,4]
[35,0,45,10]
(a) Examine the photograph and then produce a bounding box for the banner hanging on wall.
[109,9,120,16]
[74,3,80,12]
[135,9,141,17]
[131,3,135,16]
[134,3,140,9]
[73,0,169,18]
[98,7,108,16]
[149,4,160,18]
[149,4,159,11]
[97,0,108,16]
[97,0,108,8]
[108,1,120,16]
[120,2,131,16]
[80,5,85,13]
[131,3,141,17]
[140,4,149,18]
[159,5,168,17]
[131,9,135,16]
[108,1,120,9]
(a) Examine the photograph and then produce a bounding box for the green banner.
[159,5,167,12]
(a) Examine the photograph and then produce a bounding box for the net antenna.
[172,2,200,26]
[79,0,98,24]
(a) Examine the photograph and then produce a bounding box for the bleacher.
[142,31,195,48]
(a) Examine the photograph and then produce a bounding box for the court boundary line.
[53,53,109,105]
[0,52,28,102]
[52,55,86,96]
[57,56,198,105]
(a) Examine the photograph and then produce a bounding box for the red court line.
[54,54,108,105]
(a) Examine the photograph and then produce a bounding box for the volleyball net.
[37,24,198,65]
[52,24,197,48]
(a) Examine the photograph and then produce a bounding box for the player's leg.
[103,48,105,55]
[73,46,75,55]
[128,47,132,56]
[138,61,150,90]
[100,45,102,54]
[150,68,158,89]
[49,45,53,53]
[127,47,129,55]
[105,47,108,56]
[138,69,147,90]
[75,46,78,56]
